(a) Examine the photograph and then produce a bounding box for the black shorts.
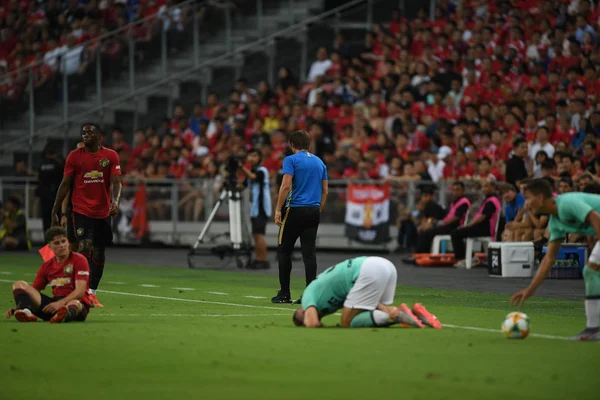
[34,293,90,322]
[72,212,113,246]
[251,215,268,235]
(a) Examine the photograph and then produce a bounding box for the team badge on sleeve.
[64,264,73,274]
[100,159,110,168]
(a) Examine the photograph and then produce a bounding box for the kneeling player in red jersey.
[4,227,91,323]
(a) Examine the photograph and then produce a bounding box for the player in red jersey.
[52,123,122,308]
[4,227,91,323]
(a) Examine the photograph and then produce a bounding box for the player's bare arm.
[585,211,600,270]
[303,306,321,328]
[275,174,292,226]
[511,239,561,306]
[52,175,73,225]
[42,278,87,314]
[110,174,122,216]
[320,180,328,213]
[60,190,70,227]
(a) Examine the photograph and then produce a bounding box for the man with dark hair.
[292,256,440,329]
[512,179,600,341]
[240,148,271,269]
[52,123,122,308]
[505,137,530,185]
[411,185,465,254]
[0,196,31,251]
[4,226,91,323]
[273,130,328,304]
[500,183,525,242]
[558,176,575,194]
[451,179,501,268]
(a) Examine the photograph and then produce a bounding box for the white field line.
[207,291,228,295]
[0,279,571,340]
[107,281,126,285]
[96,313,290,317]
[139,284,160,288]
[442,324,567,340]
[244,296,267,299]
[172,287,195,291]
[0,271,13,275]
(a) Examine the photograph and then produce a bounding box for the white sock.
[585,299,600,329]
[372,310,394,326]
[88,289,96,295]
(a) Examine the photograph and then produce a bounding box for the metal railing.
[1,176,482,245]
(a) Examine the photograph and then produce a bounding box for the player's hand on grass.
[5,308,15,319]
[510,288,531,307]
[42,301,63,314]
[274,211,282,226]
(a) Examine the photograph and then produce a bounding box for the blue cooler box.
[540,244,587,279]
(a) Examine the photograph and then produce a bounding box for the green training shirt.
[548,192,600,241]
[301,257,367,318]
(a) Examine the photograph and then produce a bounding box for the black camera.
[225,154,246,187]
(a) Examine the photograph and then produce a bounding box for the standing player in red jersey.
[4,227,91,323]
[52,123,122,308]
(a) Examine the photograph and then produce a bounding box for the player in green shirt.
[511,179,600,341]
[292,256,442,329]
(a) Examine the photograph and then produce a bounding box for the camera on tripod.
[188,153,252,269]
[224,154,246,188]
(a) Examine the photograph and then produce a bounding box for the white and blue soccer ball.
[501,312,530,339]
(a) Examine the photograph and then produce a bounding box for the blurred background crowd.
[2,0,600,251]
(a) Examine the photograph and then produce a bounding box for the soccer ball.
[501,312,530,339]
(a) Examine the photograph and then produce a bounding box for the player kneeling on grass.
[4,227,91,324]
[292,256,442,329]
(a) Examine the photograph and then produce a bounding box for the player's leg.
[273,208,301,303]
[299,208,320,288]
[50,300,90,324]
[342,258,422,328]
[9,280,43,322]
[570,242,600,341]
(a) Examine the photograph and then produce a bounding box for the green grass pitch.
[0,253,598,400]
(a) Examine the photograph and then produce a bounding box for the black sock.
[13,289,31,310]
[89,256,105,291]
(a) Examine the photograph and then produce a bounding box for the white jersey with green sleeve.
[548,192,600,241]
[301,257,367,318]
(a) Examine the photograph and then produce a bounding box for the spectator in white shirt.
[529,126,555,161]
[307,47,332,83]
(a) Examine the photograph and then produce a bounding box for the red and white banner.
[345,183,391,244]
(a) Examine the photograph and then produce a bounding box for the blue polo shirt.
[282,151,328,207]
[505,192,525,222]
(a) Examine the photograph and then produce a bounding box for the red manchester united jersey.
[32,252,91,301]
[64,146,121,219]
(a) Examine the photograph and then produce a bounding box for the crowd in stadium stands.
[0,0,229,121]
[4,0,600,254]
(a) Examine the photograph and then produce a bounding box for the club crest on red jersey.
[100,159,110,168]
[64,264,73,274]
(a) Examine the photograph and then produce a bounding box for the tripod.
[187,185,253,269]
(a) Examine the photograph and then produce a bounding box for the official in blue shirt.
[272,130,328,304]
[500,183,525,242]
[240,148,272,270]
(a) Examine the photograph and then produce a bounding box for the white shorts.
[589,241,600,265]
[343,257,397,310]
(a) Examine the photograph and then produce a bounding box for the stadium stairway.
[0,0,325,170]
